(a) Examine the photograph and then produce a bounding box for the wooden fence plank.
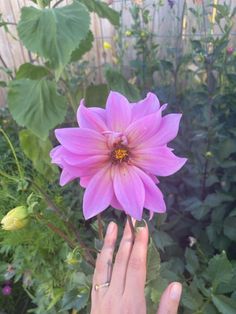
[0,0,235,107]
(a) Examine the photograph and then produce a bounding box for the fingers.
[109,219,134,294]
[92,222,118,297]
[157,282,182,314]
[124,223,149,295]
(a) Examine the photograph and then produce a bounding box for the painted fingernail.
[107,221,115,235]
[169,282,182,301]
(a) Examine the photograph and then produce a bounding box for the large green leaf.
[30,0,52,7]
[16,63,50,80]
[105,68,140,102]
[18,2,90,71]
[85,84,109,108]
[152,229,174,252]
[206,252,233,290]
[212,295,236,314]
[223,209,236,241]
[79,0,119,26]
[8,79,67,139]
[70,31,94,63]
[19,129,57,178]
[185,248,199,275]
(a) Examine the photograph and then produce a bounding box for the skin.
[91,220,182,314]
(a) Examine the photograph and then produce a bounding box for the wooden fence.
[0,0,235,107]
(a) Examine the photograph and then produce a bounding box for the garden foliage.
[0,0,236,313]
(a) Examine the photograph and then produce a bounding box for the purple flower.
[2,285,12,296]
[168,0,175,9]
[51,91,187,220]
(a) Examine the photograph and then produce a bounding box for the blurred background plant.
[0,0,236,313]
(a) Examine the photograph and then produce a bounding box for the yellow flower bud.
[103,41,112,50]
[1,206,29,231]
[205,151,213,158]
[140,31,146,38]
[125,30,132,37]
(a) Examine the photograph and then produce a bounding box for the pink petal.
[55,128,109,155]
[77,100,108,132]
[63,154,108,167]
[50,145,82,166]
[51,145,109,179]
[106,91,131,132]
[83,166,114,219]
[80,176,92,188]
[133,146,187,176]
[60,168,79,186]
[140,114,182,147]
[131,92,160,121]
[125,110,162,148]
[113,164,145,220]
[110,194,123,210]
[133,167,166,213]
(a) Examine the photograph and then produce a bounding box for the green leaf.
[85,84,109,108]
[0,81,7,87]
[19,129,57,178]
[70,31,94,62]
[181,283,203,311]
[16,63,50,80]
[185,248,199,275]
[30,0,52,7]
[105,68,140,102]
[146,238,161,284]
[206,252,233,290]
[217,138,236,160]
[153,229,174,252]
[79,0,119,26]
[212,295,236,314]
[223,209,236,241]
[18,2,90,71]
[61,289,89,311]
[8,79,67,139]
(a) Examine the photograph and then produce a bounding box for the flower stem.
[0,169,18,182]
[127,215,135,241]
[97,213,104,241]
[0,128,24,179]
[31,180,96,266]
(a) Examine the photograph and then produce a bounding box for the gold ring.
[94,282,110,291]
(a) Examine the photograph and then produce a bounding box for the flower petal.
[133,167,166,213]
[60,168,79,186]
[51,145,109,179]
[113,164,145,220]
[131,92,160,121]
[55,128,109,155]
[110,194,123,210]
[140,114,182,147]
[83,166,114,219]
[125,110,162,148]
[106,91,131,132]
[133,146,187,176]
[80,176,92,188]
[77,100,108,132]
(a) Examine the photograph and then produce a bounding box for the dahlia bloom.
[50,91,187,220]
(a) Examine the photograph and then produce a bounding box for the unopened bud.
[1,206,29,231]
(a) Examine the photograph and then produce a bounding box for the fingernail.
[169,282,182,301]
[107,221,115,235]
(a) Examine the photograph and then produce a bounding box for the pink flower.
[2,285,12,296]
[51,92,187,220]
[226,47,234,55]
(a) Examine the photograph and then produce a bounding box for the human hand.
[90,220,182,314]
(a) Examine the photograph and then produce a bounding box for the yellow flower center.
[111,148,129,163]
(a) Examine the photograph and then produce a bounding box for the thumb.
[156,282,182,314]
